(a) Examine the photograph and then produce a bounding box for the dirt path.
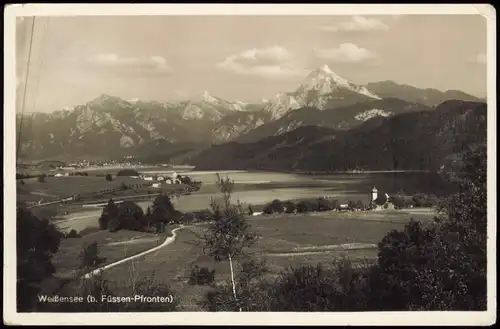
[82,226,187,279]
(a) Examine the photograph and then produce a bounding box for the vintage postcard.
[4,3,496,326]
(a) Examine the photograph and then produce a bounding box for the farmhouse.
[338,204,349,211]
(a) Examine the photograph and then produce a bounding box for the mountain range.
[189,100,487,172]
[16,64,484,163]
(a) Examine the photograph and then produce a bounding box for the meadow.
[16,175,192,206]
[49,230,167,282]
[98,209,436,310]
[17,176,143,201]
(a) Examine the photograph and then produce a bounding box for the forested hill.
[189,100,487,172]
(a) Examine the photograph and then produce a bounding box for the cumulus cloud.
[314,43,377,64]
[86,53,172,77]
[320,15,389,32]
[217,45,307,79]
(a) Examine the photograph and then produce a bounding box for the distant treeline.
[256,192,440,215]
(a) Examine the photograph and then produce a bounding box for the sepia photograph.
[4,3,496,326]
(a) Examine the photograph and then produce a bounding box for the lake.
[56,170,449,232]
[136,170,449,212]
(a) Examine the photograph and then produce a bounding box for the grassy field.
[16,175,193,206]
[51,229,166,279]
[17,176,146,201]
[98,209,436,310]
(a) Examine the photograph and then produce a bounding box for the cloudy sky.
[16,14,487,113]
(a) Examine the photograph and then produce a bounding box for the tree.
[105,174,113,181]
[412,193,427,207]
[151,194,176,226]
[374,195,388,206]
[17,206,62,311]
[296,201,309,213]
[247,205,254,215]
[355,200,365,210]
[108,217,121,232]
[316,198,332,212]
[200,174,258,312]
[283,201,296,214]
[263,199,284,214]
[116,169,140,176]
[117,201,144,231]
[66,229,81,239]
[142,206,153,230]
[37,174,46,183]
[80,241,104,269]
[376,142,487,310]
[98,199,120,230]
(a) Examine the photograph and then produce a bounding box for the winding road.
[82,226,186,279]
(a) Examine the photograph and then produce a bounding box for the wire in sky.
[26,17,50,143]
[17,16,36,163]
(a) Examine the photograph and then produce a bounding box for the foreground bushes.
[189,266,216,286]
[37,271,179,312]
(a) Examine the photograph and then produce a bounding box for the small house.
[338,204,349,211]
[144,176,153,181]
[151,183,161,188]
[54,173,64,177]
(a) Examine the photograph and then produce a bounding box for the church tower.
[371,186,378,202]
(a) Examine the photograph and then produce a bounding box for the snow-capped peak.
[203,90,219,104]
[263,64,381,120]
[302,64,381,99]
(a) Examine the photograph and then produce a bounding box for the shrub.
[80,242,105,269]
[42,269,179,312]
[263,199,285,214]
[412,193,427,207]
[116,169,140,177]
[66,229,81,239]
[105,174,113,181]
[37,174,46,183]
[189,265,216,286]
[295,201,308,213]
[283,201,296,213]
[316,198,333,212]
[79,227,101,236]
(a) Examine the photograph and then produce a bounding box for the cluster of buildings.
[131,172,183,188]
